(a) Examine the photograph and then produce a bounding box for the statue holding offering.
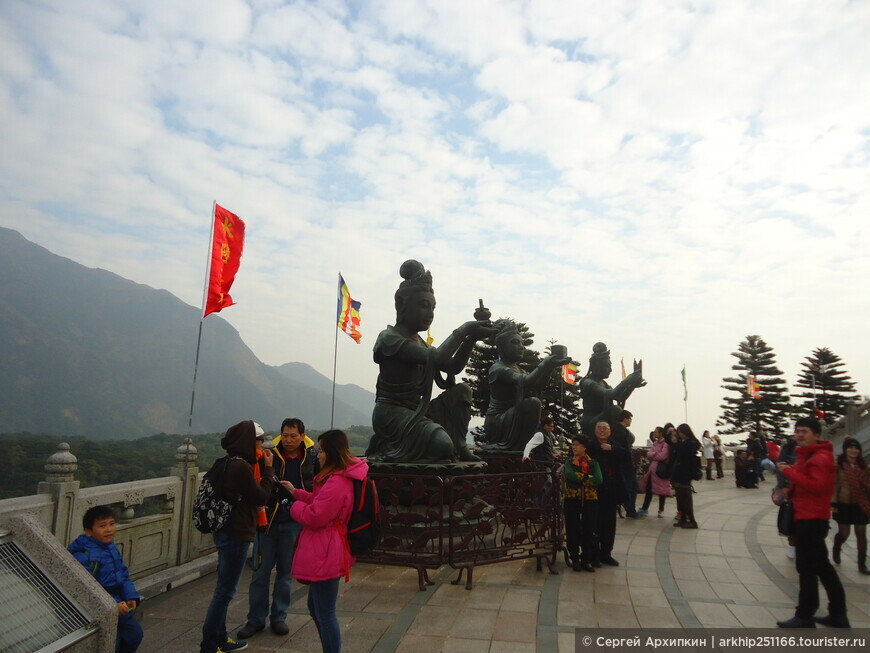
[365,260,496,464]
[482,320,572,453]
[578,342,646,436]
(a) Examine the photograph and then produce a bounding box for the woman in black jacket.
[672,423,701,529]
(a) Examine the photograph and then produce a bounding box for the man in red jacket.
[776,417,848,628]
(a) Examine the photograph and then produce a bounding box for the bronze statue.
[365,261,495,464]
[578,342,645,436]
[482,320,571,452]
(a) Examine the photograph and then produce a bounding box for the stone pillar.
[37,442,81,545]
[171,438,199,565]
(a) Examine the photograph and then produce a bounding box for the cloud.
[1,0,869,437]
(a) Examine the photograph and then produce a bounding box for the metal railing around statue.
[359,457,563,590]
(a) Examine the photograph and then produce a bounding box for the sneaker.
[638,509,648,516]
[786,545,796,559]
[219,638,249,652]
[657,511,664,518]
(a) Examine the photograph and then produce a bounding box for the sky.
[2,0,869,442]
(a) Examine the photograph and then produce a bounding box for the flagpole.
[330,272,341,429]
[187,201,216,435]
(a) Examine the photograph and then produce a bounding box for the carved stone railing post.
[37,442,81,545]
[171,438,199,565]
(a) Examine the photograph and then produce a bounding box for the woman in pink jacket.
[638,426,672,517]
[280,429,369,653]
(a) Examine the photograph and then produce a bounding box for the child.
[563,435,602,572]
[68,506,143,653]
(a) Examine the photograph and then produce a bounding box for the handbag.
[655,459,671,479]
[777,500,795,537]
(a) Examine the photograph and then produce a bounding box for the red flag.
[814,407,826,419]
[204,204,246,317]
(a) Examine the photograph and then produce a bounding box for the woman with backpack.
[280,429,369,653]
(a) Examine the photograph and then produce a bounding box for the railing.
[360,457,563,590]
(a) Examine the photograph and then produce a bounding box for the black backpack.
[342,477,380,556]
[192,456,241,534]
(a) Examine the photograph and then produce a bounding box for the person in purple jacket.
[280,429,369,653]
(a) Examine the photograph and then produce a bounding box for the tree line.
[0,426,374,499]
[717,336,861,438]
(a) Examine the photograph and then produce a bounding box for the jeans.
[247,520,302,626]
[307,577,341,653]
[117,611,143,653]
[200,531,250,653]
[794,519,846,619]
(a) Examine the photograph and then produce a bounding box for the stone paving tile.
[697,554,730,569]
[487,642,536,653]
[450,608,498,639]
[671,565,705,581]
[443,637,491,653]
[689,601,742,627]
[745,583,795,604]
[406,605,461,636]
[557,578,596,605]
[361,588,419,614]
[634,605,682,628]
[676,579,718,600]
[626,554,655,569]
[627,570,662,588]
[594,583,632,605]
[500,588,540,613]
[629,585,668,607]
[727,604,780,628]
[702,567,740,583]
[461,584,507,610]
[557,600,598,627]
[427,582,473,608]
[557,631,575,653]
[344,617,393,653]
[596,603,639,627]
[593,568,628,585]
[712,581,755,601]
[492,610,537,643]
[395,634,444,653]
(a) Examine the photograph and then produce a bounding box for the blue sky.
[2,0,869,439]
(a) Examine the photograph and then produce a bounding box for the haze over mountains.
[0,227,375,439]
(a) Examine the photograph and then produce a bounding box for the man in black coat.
[588,420,630,566]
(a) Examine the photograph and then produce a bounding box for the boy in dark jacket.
[68,505,143,653]
[201,420,274,653]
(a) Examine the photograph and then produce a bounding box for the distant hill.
[0,227,375,439]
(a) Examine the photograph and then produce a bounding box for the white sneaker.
[786,545,796,559]
[657,511,664,518]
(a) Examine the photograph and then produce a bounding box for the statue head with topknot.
[394,260,435,331]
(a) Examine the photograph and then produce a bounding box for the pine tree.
[462,319,539,417]
[716,335,793,438]
[793,347,860,424]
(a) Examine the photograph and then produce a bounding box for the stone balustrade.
[0,437,218,597]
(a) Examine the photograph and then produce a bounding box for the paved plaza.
[140,478,870,652]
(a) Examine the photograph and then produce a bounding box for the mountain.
[0,227,375,439]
